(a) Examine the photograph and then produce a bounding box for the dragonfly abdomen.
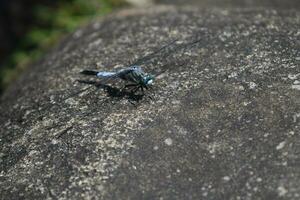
[96,72,116,78]
[80,70,98,76]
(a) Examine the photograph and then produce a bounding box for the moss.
[0,0,126,93]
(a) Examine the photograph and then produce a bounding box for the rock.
[156,0,300,9]
[1,5,300,200]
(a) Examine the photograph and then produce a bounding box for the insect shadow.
[76,80,146,105]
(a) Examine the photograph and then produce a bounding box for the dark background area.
[0,0,124,94]
[0,0,56,67]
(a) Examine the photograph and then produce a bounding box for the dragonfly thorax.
[122,68,154,86]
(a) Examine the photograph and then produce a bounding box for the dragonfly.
[80,65,155,95]
[76,37,201,99]
[30,37,201,122]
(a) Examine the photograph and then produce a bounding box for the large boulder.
[1,6,299,199]
[156,0,300,9]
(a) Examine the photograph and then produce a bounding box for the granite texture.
[156,0,300,9]
[1,6,300,200]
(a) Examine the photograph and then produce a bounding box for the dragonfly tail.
[80,70,98,76]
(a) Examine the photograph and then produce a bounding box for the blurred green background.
[0,0,126,94]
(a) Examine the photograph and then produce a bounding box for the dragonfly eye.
[143,75,154,85]
[147,79,153,85]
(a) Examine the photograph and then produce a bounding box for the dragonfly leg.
[124,83,139,88]
[141,86,144,94]
[148,94,153,100]
[129,99,138,107]
[131,85,141,94]
[122,83,139,94]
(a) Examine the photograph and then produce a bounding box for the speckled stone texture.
[1,6,300,200]
[156,0,300,9]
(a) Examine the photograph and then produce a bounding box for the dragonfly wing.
[117,66,142,75]
[130,38,179,66]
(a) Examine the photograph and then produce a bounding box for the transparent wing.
[130,38,179,66]
[119,66,144,75]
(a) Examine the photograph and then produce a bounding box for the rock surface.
[156,0,300,9]
[1,5,300,200]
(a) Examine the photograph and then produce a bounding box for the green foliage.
[0,0,126,93]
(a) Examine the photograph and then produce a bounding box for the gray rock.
[156,0,300,9]
[1,6,300,200]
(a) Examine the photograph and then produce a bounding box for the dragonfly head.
[142,74,155,86]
